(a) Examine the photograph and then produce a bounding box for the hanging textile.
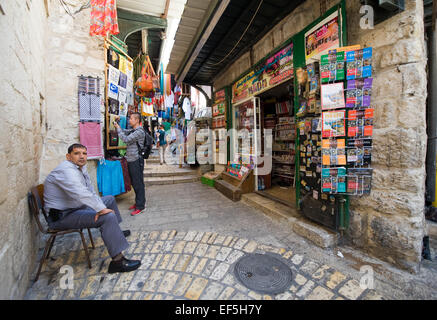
[90,0,120,36]
[160,63,164,96]
[120,158,131,192]
[79,122,103,159]
[166,74,172,97]
[97,159,125,196]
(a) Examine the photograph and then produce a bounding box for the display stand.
[214,165,255,201]
[104,36,133,150]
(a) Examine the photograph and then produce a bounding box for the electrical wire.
[209,0,264,67]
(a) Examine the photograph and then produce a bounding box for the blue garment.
[119,115,127,129]
[97,160,125,196]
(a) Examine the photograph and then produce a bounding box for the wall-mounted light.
[360,0,405,26]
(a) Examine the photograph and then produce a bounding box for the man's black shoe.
[108,257,141,273]
[123,230,131,238]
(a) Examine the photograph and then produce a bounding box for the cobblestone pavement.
[24,182,437,300]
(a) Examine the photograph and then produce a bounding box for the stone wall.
[0,0,48,299]
[0,0,106,299]
[40,0,105,189]
[213,0,427,272]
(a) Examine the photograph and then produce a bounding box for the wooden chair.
[28,184,95,282]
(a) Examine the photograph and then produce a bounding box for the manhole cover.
[234,253,293,294]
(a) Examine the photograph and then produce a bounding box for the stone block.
[380,39,424,69]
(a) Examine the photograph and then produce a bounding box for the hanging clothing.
[182,97,192,120]
[90,0,120,36]
[79,122,103,159]
[120,158,131,192]
[97,159,125,196]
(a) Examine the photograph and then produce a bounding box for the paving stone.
[167,230,177,240]
[193,232,205,242]
[143,242,154,253]
[194,243,209,256]
[174,254,192,272]
[139,254,156,270]
[222,236,234,246]
[231,292,250,300]
[154,294,164,300]
[202,260,217,278]
[217,287,235,300]
[150,254,163,269]
[184,231,197,241]
[143,271,165,292]
[291,254,304,265]
[80,275,102,298]
[183,241,198,254]
[200,282,224,300]
[96,274,119,296]
[305,286,335,300]
[159,230,171,241]
[173,274,193,296]
[296,280,315,298]
[282,250,294,259]
[234,238,249,250]
[242,241,258,253]
[205,245,221,259]
[158,272,180,294]
[107,292,122,300]
[363,291,384,300]
[143,293,154,300]
[172,241,186,254]
[64,278,86,299]
[300,261,320,275]
[225,250,245,264]
[207,233,219,244]
[151,241,165,253]
[193,258,208,275]
[148,231,160,240]
[248,291,262,300]
[158,254,173,270]
[210,262,230,281]
[326,271,347,290]
[201,232,213,243]
[174,231,186,241]
[216,247,233,261]
[222,274,236,286]
[312,265,331,280]
[294,273,308,286]
[113,272,136,292]
[275,291,295,300]
[213,235,226,245]
[338,280,366,300]
[128,271,151,291]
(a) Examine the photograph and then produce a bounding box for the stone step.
[144,175,200,185]
[144,169,198,177]
[241,193,338,249]
[146,158,160,164]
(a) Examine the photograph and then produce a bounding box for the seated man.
[43,143,141,273]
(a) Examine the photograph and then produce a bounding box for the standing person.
[44,144,141,273]
[157,124,167,165]
[114,112,146,216]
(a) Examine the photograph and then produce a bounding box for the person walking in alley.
[43,144,141,274]
[157,124,167,165]
[114,112,146,216]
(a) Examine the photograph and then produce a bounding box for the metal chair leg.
[35,235,55,282]
[87,228,95,249]
[79,231,92,269]
[46,235,57,259]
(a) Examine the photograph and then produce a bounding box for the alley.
[24,168,437,300]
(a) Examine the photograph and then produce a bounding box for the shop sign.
[232,43,293,104]
[214,89,226,103]
[305,11,340,62]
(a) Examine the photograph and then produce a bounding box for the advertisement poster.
[322,110,345,138]
[232,43,293,103]
[305,11,340,62]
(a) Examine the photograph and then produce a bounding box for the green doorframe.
[220,0,349,230]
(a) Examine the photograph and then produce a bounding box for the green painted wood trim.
[176,0,221,77]
[117,8,167,28]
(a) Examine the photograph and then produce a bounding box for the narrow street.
[24,156,437,300]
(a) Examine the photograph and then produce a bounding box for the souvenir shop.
[78,33,194,198]
[214,0,375,233]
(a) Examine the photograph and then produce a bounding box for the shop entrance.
[255,80,296,207]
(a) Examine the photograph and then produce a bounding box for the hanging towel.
[90,0,120,36]
[119,115,127,129]
[120,158,131,192]
[97,159,125,196]
[79,122,103,159]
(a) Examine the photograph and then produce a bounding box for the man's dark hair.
[131,112,142,123]
[68,143,87,154]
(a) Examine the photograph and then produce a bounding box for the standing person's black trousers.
[127,157,146,210]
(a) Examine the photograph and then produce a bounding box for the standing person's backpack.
[136,127,153,159]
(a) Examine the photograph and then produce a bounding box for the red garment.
[90,0,119,36]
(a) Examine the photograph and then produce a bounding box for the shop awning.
[169,0,306,86]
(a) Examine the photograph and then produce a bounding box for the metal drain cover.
[234,253,293,294]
